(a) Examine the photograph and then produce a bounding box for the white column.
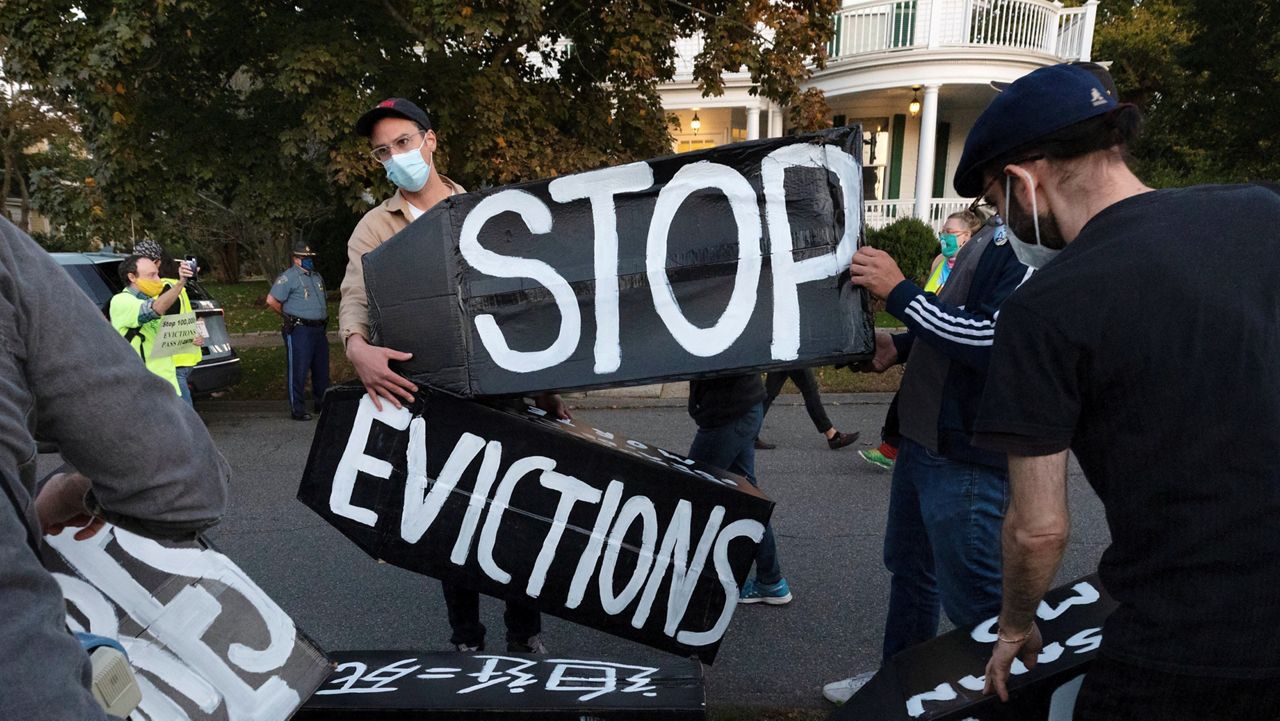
[746,104,761,141]
[768,105,783,138]
[913,84,941,224]
[1080,0,1099,61]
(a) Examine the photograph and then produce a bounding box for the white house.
[658,0,1099,230]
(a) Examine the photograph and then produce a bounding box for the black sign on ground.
[298,386,774,664]
[296,649,705,720]
[42,523,332,721]
[832,574,1117,721]
[363,126,873,397]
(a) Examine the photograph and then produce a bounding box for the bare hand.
[535,392,572,420]
[983,623,1044,702]
[35,472,106,541]
[345,335,418,411]
[177,261,194,282]
[850,247,907,299]
[872,330,899,372]
[193,335,205,347]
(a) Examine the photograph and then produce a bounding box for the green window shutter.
[887,113,906,200]
[932,121,951,198]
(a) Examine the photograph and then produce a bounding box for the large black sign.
[43,523,332,721]
[364,127,873,397]
[833,575,1117,721]
[297,649,705,720]
[298,386,774,663]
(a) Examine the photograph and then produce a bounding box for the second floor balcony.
[827,0,1098,63]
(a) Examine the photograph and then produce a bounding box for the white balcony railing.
[828,0,1098,61]
[865,198,974,231]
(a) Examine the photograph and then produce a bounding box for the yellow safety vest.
[109,291,182,396]
[161,279,203,369]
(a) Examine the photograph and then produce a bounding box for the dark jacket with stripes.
[887,227,1030,470]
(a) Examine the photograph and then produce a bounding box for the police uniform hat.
[291,240,317,257]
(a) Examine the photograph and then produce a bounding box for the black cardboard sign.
[364,127,873,397]
[296,649,705,720]
[42,524,332,721]
[298,386,774,664]
[833,575,1117,721]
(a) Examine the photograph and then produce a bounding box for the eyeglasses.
[370,131,426,163]
[968,154,1045,213]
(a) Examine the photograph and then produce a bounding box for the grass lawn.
[202,280,339,335]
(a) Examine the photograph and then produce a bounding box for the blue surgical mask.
[939,233,959,258]
[382,136,431,192]
[301,258,315,271]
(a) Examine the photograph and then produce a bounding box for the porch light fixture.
[908,86,922,117]
[691,110,701,134]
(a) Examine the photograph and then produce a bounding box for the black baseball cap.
[954,63,1118,197]
[355,98,432,137]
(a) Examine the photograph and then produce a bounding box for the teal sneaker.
[739,577,793,605]
[858,448,895,471]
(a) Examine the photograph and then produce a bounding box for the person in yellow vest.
[108,254,193,396]
[135,241,206,405]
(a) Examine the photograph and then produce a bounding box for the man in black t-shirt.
[687,374,791,605]
[954,63,1280,719]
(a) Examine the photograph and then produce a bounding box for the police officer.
[267,240,329,420]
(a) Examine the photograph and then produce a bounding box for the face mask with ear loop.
[1004,169,1062,270]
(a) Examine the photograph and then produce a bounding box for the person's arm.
[266,274,288,316]
[853,244,1030,372]
[13,227,228,539]
[983,450,1071,702]
[339,218,418,410]
[151,261,193,316]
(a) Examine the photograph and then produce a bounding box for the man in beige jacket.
[340,98,564,653]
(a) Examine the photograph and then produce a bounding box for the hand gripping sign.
[298,386,774,664]
[832,574,1118,721]
[363,126,873,397]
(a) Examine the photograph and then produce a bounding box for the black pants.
[1073,653,1280,721]
[762,368,832,434]
[442,581,540,648]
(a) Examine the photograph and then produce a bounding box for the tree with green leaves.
[1095,0,1280,185]
[0,0,836,278]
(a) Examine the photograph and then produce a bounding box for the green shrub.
[865,217,938,286]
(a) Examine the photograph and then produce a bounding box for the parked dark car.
[51,251,242,396]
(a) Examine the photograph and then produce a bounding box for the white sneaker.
[822,670,877,704]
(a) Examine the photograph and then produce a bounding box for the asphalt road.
[179,394,1108,711]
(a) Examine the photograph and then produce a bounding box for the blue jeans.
[175,366,194,406]
[882,437,1007,662]
[687,402,782,585]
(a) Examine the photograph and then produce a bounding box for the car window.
[61,263,116,310]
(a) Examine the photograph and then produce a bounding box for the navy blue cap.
[356,98,432,137]
[954,64,1117,197]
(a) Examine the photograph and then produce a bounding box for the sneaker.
[454,643,484,652]
[858,448,895,471]
[739,577,793,605]
[823,670,876,704]
[507,635,548,654]
[754,437,776,450]
[827,431,860,450]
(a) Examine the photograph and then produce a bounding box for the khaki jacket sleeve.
[338,216,380,344]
